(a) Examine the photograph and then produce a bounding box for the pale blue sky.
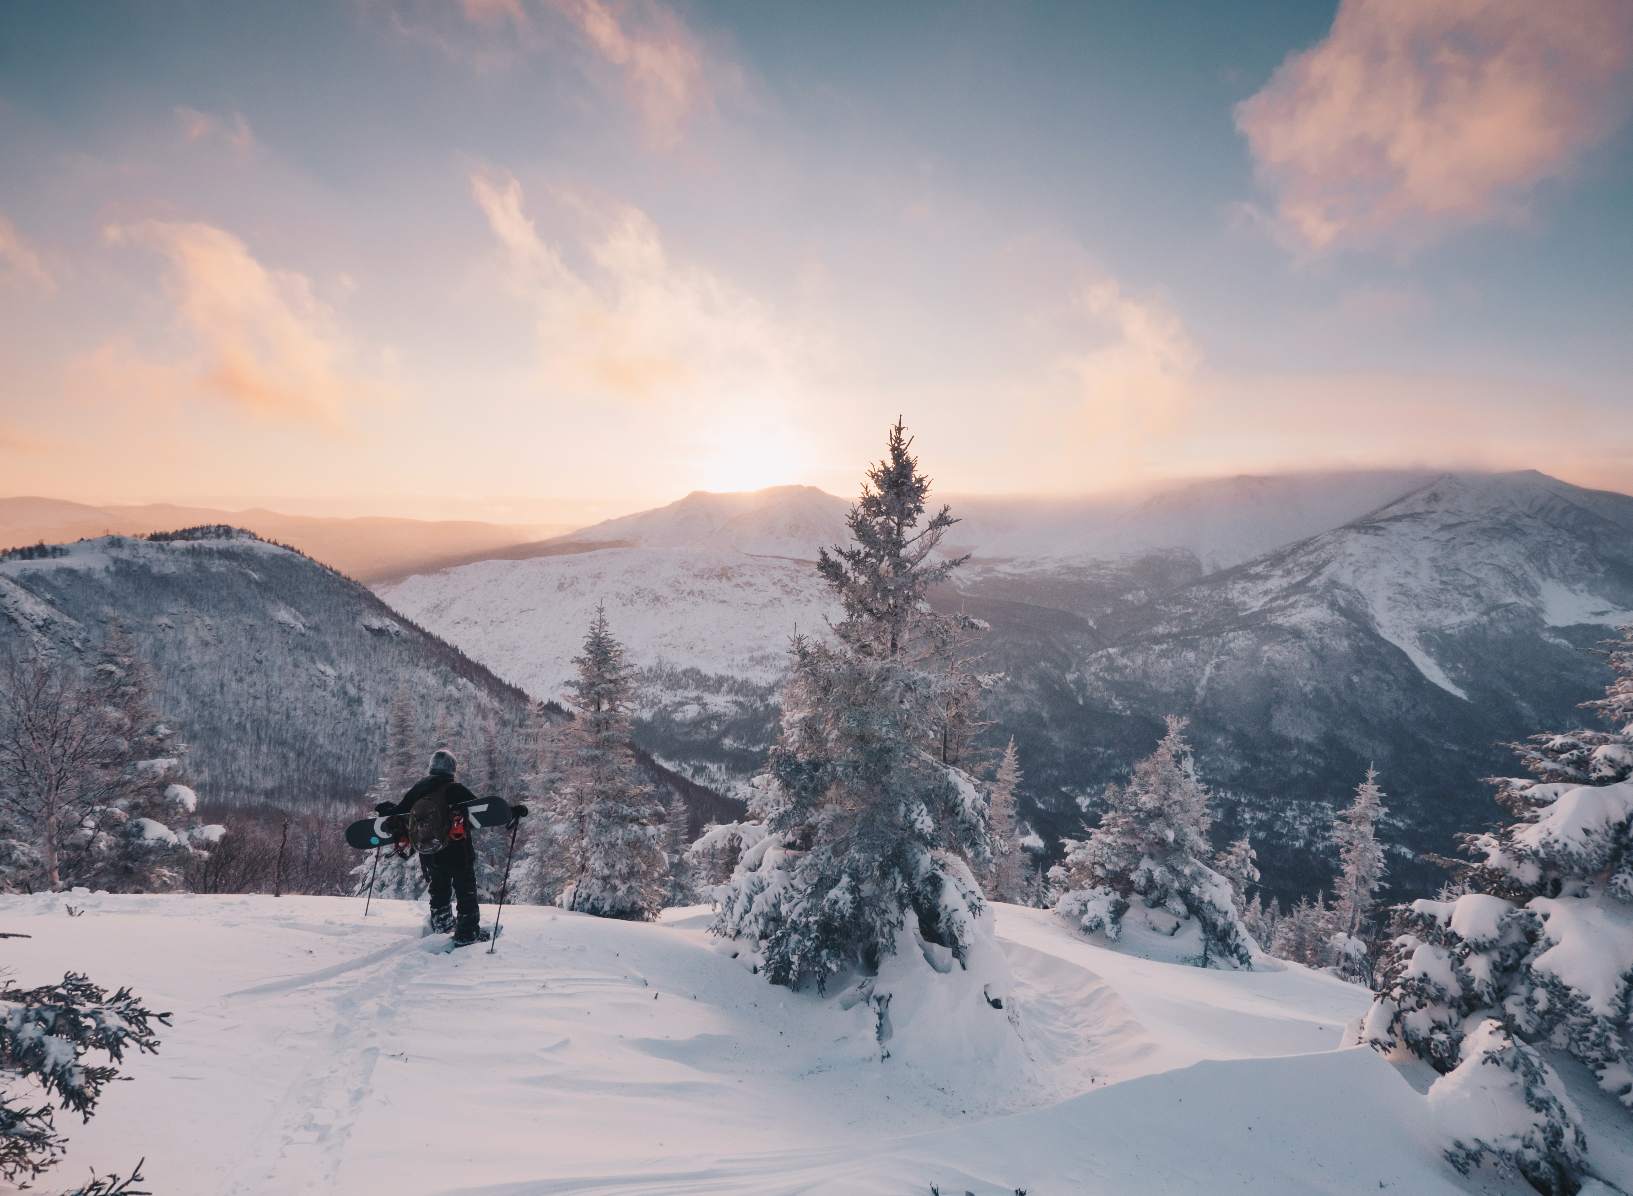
[2,0,1629,514]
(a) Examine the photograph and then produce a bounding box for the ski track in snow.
[2,894,1509,1196]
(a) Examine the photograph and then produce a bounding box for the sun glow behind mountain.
[693,418,815,496]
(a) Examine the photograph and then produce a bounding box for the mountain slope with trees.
[0,531,531,805]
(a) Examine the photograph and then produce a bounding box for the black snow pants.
[426,842,479,937]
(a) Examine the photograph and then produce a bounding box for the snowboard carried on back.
[344,795,515,851]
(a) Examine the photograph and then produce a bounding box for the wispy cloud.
[0,213,55,292]
[97,220,390,426]
[471,170,811,404]
[1235,0,1633,252]
[436,0,712,147]
[1061,278,1199,438]
[175,105,256,158]
[544,0,709,148]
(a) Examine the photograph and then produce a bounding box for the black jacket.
[383,773,479,818]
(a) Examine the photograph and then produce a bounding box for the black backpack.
[408,781,463,856]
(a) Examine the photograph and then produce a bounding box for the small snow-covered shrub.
[1360,623,1633,1192]
[1430,1021,1586,1196]
[1050,718,1256,968]
[0,972,168,1186]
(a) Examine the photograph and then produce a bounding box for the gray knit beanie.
[428,749,457,777]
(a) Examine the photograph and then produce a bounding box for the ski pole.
[488,818,521,954]
[363,846,381,917]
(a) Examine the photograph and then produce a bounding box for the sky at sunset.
[2,0,1631,518]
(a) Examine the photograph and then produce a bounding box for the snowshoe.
[451,926,495,949]
[424,906,455,936]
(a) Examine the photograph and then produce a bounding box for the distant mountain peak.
[552,484,853,560]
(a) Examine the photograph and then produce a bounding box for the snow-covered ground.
[0,890,1574,1196]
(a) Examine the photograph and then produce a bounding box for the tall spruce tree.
[557,606,666,921]
[712,420,997,991]
[519,701,575,906]
[987,737,1027,903]
[386,683,419,790]
[661,791,700,907]
[1332,767,1388,939]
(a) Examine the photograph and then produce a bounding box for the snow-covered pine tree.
[1241,892,1281,952]
[1358,621,1633,1192]
[518,701,575,906]
[1332,767,1389,939]
[1212,835,1259,921]
[986,737,1027,903]
[556,606,666,921]
[1327,767,1389,984]
[386,682,419,790]
[1051,717,1255,968]
[662,791,700,908]
[711,420,999,993]
[1269,893,1335,967]
[77,625,197,892]
[0,632,197,894]
[466,714,526,902]
[0,971,168,1186]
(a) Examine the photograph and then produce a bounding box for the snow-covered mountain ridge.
[547,484,855,560]
[382,470,1633,895]
[530,470,1437,571]
[0,533,530,802]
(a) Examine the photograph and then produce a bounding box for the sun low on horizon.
[1,1,1630,519]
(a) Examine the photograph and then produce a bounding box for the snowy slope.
[5,890,1569,1196]
[1151,471,1633,700]
[378,547,843,701]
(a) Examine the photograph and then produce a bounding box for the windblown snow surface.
[5,892,1604,1196]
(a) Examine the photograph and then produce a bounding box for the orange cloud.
[0,214,55,292]
[100,220,389,426]
[1236,0,1633,251]
[471,170,811,404]
[543,0,709,148]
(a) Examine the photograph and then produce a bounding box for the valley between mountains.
[378,469,1633,896]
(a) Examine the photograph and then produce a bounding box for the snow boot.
[427,905,455,935]
[451,926,491,949]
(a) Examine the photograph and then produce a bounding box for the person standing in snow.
[377,749,487,945]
